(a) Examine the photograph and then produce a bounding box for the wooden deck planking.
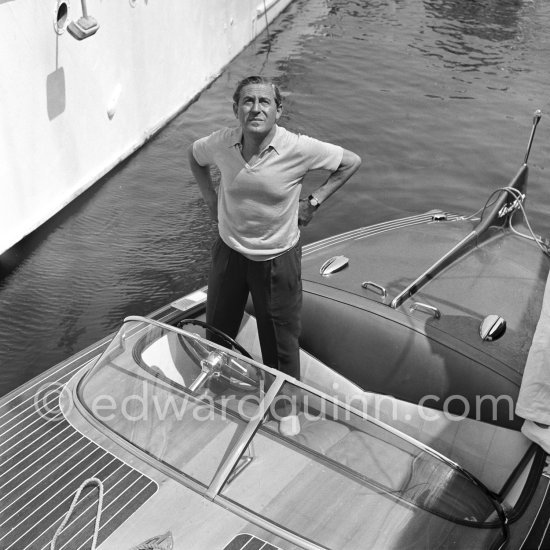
[0,340,158,550]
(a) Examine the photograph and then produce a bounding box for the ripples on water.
[1,0,549,395]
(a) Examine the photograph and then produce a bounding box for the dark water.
[1,0,549,396]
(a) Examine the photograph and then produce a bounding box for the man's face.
[233,83,282,137]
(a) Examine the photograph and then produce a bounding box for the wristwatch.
[307,194,321,210]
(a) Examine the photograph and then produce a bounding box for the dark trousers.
[206,237,302,379]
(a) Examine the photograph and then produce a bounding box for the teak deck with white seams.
[0,339,158,550]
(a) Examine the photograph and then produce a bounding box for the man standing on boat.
[189,75,361,379]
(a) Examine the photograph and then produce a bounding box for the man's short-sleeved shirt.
[192,125,343,260]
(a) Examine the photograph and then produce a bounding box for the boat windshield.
[78,317,507,550]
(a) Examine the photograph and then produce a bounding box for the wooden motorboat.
[1,112,549,550]
[299,111,549,431]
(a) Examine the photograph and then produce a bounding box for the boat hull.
[0,0,293,254]
[300,211,550,429]
[1,280,550,548]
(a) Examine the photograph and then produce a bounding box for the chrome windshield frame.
[76,314,508,536]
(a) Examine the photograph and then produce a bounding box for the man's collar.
[268,125,283,154]
[229,127,243,148]
[229,125,282,155]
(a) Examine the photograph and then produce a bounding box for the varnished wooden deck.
[0,310,175,550]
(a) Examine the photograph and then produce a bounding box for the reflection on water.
[1,0,549,396]
[421,0,536,73]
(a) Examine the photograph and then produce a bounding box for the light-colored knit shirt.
[192,125,343,260]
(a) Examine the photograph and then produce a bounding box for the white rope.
[496,186,550,257]
[263,0,271,48]
[50,477,104,550]
[467,186,550,257]
[509,200,550,256]
[464,185,523,220]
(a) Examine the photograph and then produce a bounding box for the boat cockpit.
[77,316,513,549]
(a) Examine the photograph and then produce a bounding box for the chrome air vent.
[479,315,506,341]
[320,255,349,276]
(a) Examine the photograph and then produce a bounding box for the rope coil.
[51,477,104,550]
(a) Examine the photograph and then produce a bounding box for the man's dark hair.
[233,76,282,107]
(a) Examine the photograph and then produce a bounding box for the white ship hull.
[0,0,293,255]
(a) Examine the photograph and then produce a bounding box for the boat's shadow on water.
[0,156,138,282]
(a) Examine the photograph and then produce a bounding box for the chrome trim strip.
[303,212,460,256]
[206,377,285,499]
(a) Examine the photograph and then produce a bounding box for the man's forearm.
[298,148,361,226]
[312,149,362,204]
[188,147,218,221]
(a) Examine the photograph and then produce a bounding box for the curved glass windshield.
[78,317,507,549]
[78,318,275,486]
[223,381,507,549]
